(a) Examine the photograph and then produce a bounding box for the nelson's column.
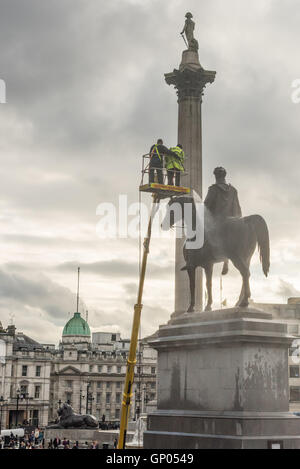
[165,12,215,314]
[144,13,300,450]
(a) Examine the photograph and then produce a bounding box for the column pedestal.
[144,308,300,449]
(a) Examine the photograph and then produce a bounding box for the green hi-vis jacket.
[166,146,185,171]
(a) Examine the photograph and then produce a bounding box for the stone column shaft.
[165,51,216,314]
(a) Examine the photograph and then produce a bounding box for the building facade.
[254,298,300,412]
[0,322,52,429]
[49,312,157,424]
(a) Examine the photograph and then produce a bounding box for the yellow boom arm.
[118,194,160,449]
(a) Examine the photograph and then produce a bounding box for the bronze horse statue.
[48,402,98,429]
[161,195,270,312]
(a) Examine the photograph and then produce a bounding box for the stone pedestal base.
[143,308,300,449]
[145,411,300,449]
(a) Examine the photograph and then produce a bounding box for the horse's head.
[161,196,193,231]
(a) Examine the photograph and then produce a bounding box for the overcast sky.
[0,0,300,345]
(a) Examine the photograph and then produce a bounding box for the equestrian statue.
[161,167,270,313]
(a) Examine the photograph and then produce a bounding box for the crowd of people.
[0,430,44,449]
[0,431,118,449]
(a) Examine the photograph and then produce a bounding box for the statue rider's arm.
[233,189,242,217]
[204,186,216,211]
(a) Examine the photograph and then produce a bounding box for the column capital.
[165,66,216,102]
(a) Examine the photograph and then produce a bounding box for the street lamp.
[0,396,7,433]
[15,389,21,428]
[86,384,94,414]
[143,385,150,413]
[134,389,141,421]
[79,389,85,414]
[22,393,33,425]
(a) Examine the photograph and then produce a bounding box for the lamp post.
[143,385,150,413]
[15,388,21,428]
[21,392,33,425]
[79,389,85,414]
[0,396,6,433]
[86,384,94,414]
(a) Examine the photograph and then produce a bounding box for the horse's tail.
[244,215,270,277]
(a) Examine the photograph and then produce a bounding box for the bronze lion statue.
[48,403,98,429]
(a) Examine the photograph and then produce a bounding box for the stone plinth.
[144,308,300,449]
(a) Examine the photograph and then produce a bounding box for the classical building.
[49,312,157,423]
[0,322,52,428]
[254,298,300,412]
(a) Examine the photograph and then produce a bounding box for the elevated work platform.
[139,183,190,199]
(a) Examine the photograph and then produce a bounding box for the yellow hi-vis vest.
[151,144,161,160]
[166,147,185,171]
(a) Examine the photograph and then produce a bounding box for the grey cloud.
[57,259,173,279]
[0,0,300,341]
[277,279,300,299]
[0,268,83,323]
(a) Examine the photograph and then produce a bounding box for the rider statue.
[204,167,242,219]
[181,12,199,52]
[204,167,242,274]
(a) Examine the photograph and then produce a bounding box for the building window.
[116,393,121,404]
[117,366,121,374]
[151,367,156,374]
[31,410,39,427]
[89,365,93,373]
[96,393,101,404]
[288,324,299,334]
[36,366,41,377]
[150,382,156,390]
[111,334,116,341]
[290,387,300,401]
[115,409,120,419]
[34,386,41,399]
[107,366,111,373]
[97,382,102,389]
[290,366,300,378]
[66,380,72,388]
[116,382,121,389]
[22,365,28,377]
[106,382,111,390]
[98,366,102,373]
[66,392,72,404]
[20,385,28,396]
[106,393,111,404]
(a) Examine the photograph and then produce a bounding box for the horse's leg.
[187,267,196,313]
[204,263,213,312]
[221,259,229,275]
[235,283,245,307]
[231,256,250,307]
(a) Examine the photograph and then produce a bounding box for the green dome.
[62,312,91,337]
